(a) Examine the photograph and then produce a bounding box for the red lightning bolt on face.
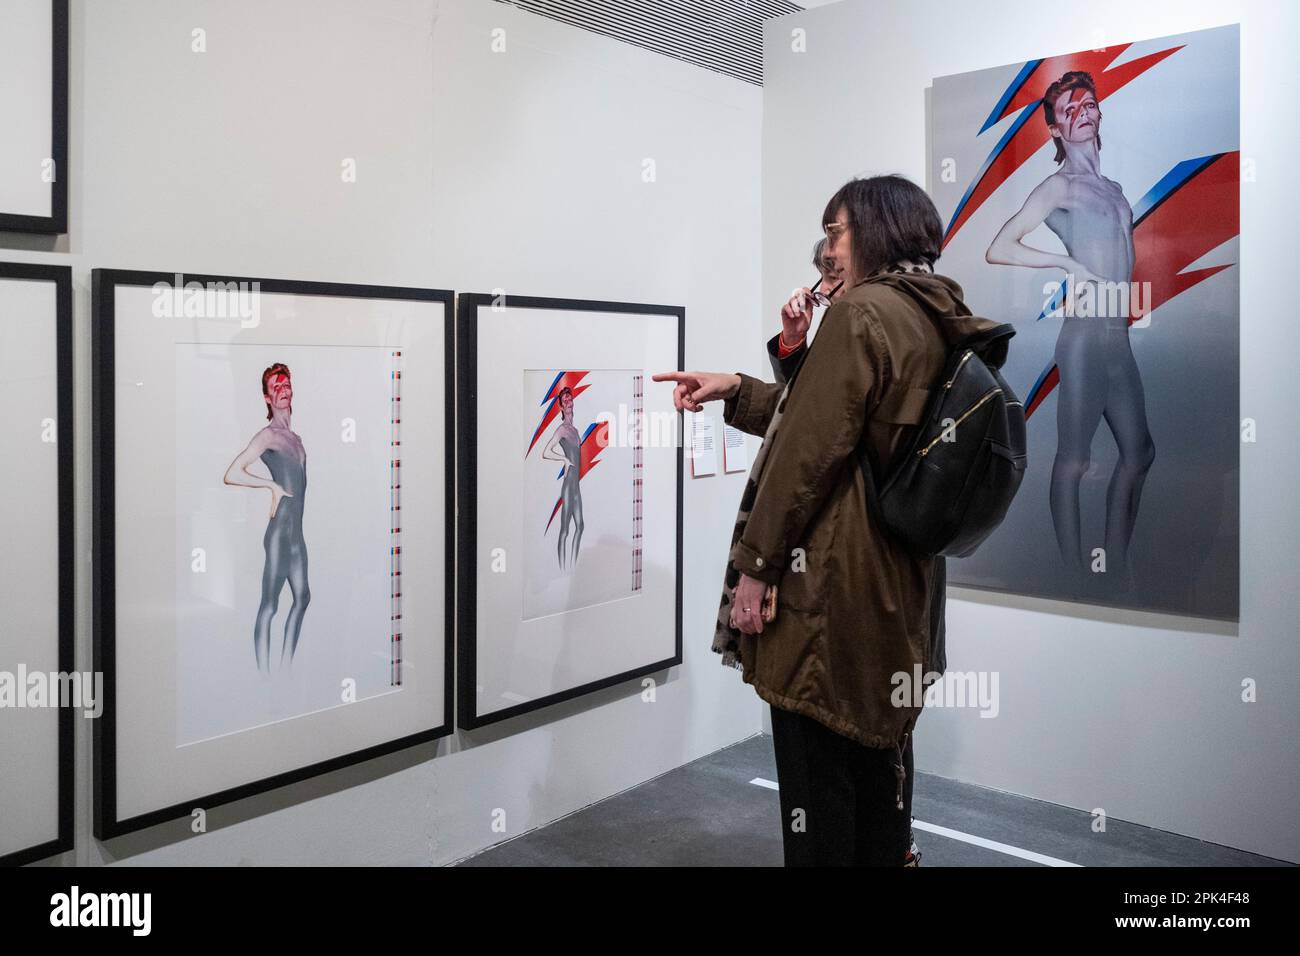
[1061,86,1100,139]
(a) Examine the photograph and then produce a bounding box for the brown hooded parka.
[715,270,1003,751]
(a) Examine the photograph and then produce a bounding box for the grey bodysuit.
[255,445,311,669]
[555,433,584,568]
[1043,176,1154,581]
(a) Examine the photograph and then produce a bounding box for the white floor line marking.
[911,820,1081,867]
[748,778,1081,867]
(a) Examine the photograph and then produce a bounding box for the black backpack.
[856,322,1027,558]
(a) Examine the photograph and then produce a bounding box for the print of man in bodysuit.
[986,70,1155,587]
[540,386,585,570]
[223,363,312,672]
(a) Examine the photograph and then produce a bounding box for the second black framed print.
[457,293,684,729]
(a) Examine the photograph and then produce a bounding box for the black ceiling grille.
[491,0,803,86]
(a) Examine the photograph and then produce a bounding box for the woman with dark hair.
[655,174,1005,866]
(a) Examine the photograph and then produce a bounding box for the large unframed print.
[0,0,68,233]
[459,295,683,729]
[929,24,1240,619]
[94,271,454,838]
[0,263,73,866]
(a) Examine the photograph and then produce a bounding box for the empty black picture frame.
[93,269,456,839]
[0,0,69,235]
[456,292,685,730]
[0,261,74,866]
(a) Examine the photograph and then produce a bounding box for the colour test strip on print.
[390,350,403,686]
[632,373,644,592]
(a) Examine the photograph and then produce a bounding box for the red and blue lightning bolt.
[1023,151,1240,418]
[524,371,611,533]
[943,42,1184,250]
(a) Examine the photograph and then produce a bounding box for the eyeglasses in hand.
[807,276,844,307]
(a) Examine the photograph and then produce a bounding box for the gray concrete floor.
[456,734,1290,867]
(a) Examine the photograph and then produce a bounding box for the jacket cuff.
[723,372,757,429]
[730,538,783,586]
[723,373,747,422]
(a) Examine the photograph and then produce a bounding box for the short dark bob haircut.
[821,174,943,281]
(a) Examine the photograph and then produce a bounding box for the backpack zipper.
[917,386,1003,458]
[943,350,974,389]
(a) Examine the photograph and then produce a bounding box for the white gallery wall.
[2,0,765,865]
[763,0,1300,862]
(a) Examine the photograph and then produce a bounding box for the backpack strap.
[957,322,1016,369]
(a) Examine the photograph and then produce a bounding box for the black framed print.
[0,0,69,234]
[457,293,684,730]
[0,262,73,866]
[93,270,454,839]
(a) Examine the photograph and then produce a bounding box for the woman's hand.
[652,371,741,413]
[781,289,814,344]
[729,573,769,635]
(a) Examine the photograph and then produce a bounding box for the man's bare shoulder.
[247,425,279,450]
[1038,169,1073,197]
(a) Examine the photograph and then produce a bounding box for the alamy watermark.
[589,403,680,449]
[1045,277,1153,326]
[151,273,261,328]
[0,665,102,718]
[891,665,999,717]
[50,886,151,936]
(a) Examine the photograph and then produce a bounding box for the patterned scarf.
[712,259,934,668]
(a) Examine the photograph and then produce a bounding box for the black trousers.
[769,704,913,866]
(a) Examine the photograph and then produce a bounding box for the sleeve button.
[755,557,764,567]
